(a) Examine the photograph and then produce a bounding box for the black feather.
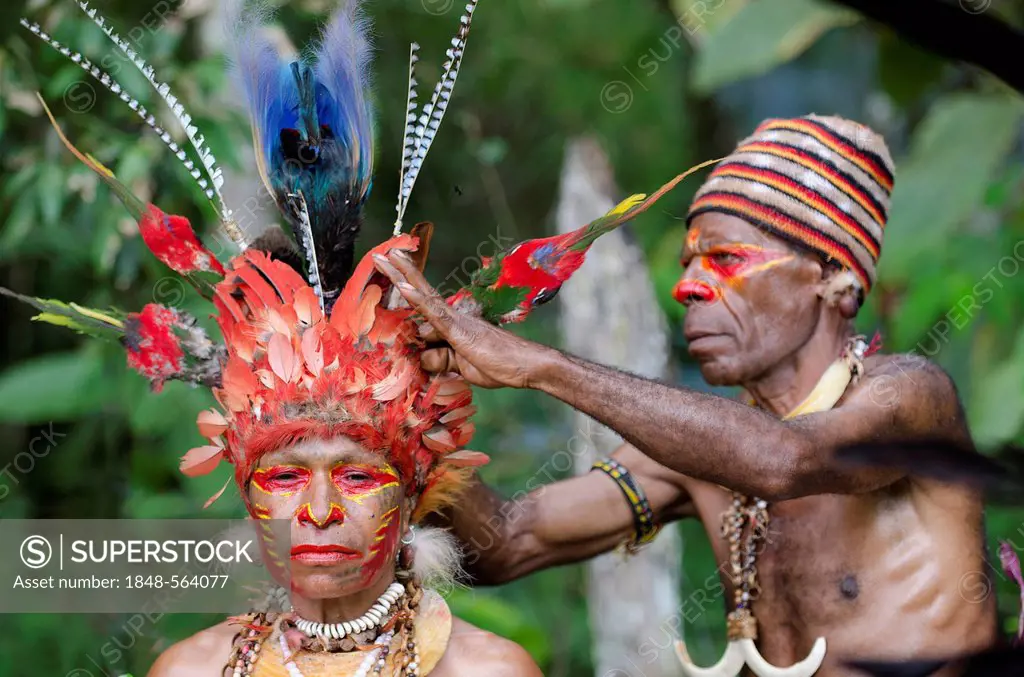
[834,438,1024,504]
[846,644,1024,677]
[250,226,305,274]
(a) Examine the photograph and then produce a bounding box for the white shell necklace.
[292,582,405,641]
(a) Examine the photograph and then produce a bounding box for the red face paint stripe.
[700,245,793,281]
[761,120,893,191]
[251,465,311,495]
[361,506,400,586]
[714,165,880,258]
[737,142,886,227]
[689,194,871,290]
[330,463,400,503]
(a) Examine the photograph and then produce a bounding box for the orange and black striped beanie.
[687,114,895,293]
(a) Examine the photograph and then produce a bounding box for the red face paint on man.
[674,213,831,386]
[248,437,407,603]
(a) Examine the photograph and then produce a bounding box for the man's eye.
[711,252,743,265]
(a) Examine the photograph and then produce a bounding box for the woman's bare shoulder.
[432,617,543,676]
[146,619,239,677]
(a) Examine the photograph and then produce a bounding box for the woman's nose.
[297,502,345,528]
[297,474,345,528]
[673,278,719,306]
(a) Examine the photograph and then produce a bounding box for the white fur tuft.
[824,269,860,307]
[409,526,465,594]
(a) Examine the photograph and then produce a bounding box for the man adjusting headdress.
[371,112,1011,677]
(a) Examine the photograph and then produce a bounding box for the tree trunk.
[555,136,683,677]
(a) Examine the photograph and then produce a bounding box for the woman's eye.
[267,469,306,482]
[347,472,373,482]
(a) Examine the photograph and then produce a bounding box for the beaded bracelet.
[591,458,661,554]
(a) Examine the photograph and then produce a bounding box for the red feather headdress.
[188,236,482,518]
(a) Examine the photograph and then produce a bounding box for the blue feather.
[312,0,375,200]
[225,0,375,306]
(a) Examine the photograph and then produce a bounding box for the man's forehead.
[685,213,789,252]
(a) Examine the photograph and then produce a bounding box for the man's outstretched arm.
[427,444,695,585]
[375,252,967,502]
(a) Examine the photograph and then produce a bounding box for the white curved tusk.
[674,639,747,677]
[739,637,827,677]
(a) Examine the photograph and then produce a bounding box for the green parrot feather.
[0,287,125,342]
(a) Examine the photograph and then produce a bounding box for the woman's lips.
[290,544,361,565]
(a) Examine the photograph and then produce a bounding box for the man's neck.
[290,574,394,623]
[745,328,852,418]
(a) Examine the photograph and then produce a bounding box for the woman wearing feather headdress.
[12,0,547,674]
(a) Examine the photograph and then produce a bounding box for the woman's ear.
[403,495,417,531]
[818,268,861,320]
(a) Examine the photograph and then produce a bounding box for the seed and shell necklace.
[722,336,868,643]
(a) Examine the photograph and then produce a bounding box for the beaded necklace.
[723,337,867,643]
[676,336,868,677]
[226,579,425,677]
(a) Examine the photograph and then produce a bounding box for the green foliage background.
[1,0,1023,675]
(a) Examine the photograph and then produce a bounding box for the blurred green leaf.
[2,164,37,199]
[0,348,107,423]
[670,0,748,46]
[649,224,687,326]
[881,94,1024,284]
[692,0,859,93]
[877,31,946,108]
[889,263,976,351]
[0,190,38,257]
[37,163,64,227]
[447,589,552,664]
[967,327,1024,448]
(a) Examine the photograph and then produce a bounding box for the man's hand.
[372,251,550,389]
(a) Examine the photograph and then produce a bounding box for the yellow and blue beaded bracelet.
[591,458,661,553]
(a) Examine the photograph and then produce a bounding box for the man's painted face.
[248,437,405,600]
[673,213,825,385]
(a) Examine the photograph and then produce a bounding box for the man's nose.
[673,278,720,306]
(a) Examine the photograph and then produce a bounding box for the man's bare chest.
[689,486,894,625]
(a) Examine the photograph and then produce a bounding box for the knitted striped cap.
[687,114,895,293]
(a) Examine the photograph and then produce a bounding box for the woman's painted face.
[248,437,406,599]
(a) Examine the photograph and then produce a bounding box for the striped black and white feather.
[393,0,479,233]
[19,9,248,251]
[286,191,325,311]
[73,1,230,222]
[393,42,420,235]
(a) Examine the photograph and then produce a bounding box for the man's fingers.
[373,254,408,288]
[421,347,458,374]
[418,323,443,342]
[387,251,436,297]
[378,252,469,345]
